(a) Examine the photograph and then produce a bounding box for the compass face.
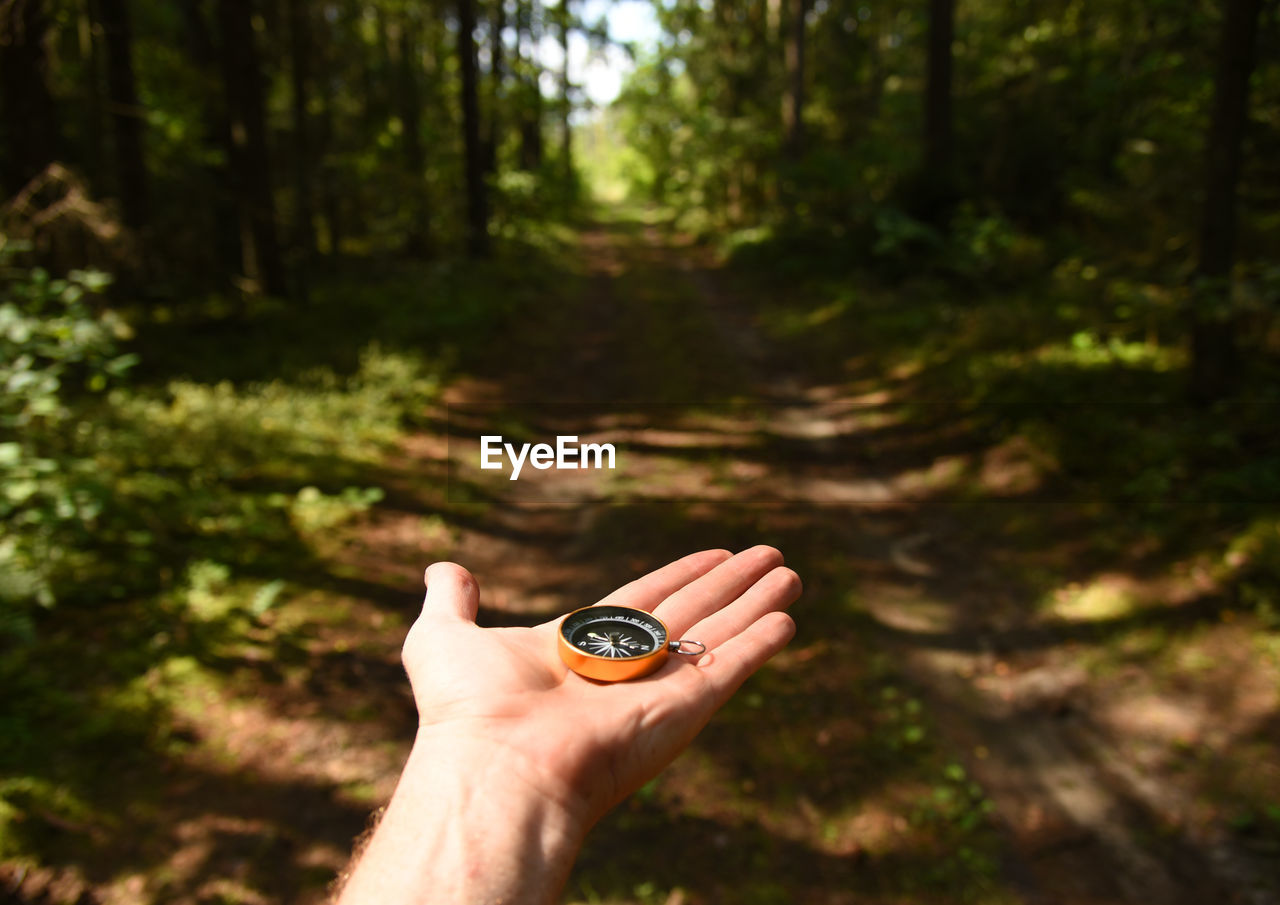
[557,605,671,681]
[561,606,667,659]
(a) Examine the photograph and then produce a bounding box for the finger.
[595,548,733,612]
[695,610,796,704]
[653,545,785,635]
[421,561,480,624]
[684,566,801,652]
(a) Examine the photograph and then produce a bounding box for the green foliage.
[491,164,589,237]
[0,299,445,859]
[0,245,136,622]
[288,485,386,534]
[1226,517,1280,631]
[0,253,132,430]
[870,206,945,266]
[2,313,439,630]
[610,0,1280,334]
[911,762,996,837]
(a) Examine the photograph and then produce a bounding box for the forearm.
[335,730,588,905]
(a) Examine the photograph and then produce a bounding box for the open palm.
[403,547,801,828]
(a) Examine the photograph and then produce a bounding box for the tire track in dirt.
[673,230,1279,905]
[426,215,1276,904]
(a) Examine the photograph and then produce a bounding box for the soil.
[6,216,1277,905]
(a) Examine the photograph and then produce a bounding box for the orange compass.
[557,605,707,682]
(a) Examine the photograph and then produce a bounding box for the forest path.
[665,221,1278,905]
[8,223,1275,905]
[371,211,1276,904]
[636,219,1269,905]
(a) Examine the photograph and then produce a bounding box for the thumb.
[421,562,481,624]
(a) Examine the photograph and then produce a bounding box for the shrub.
[1,241,135,628]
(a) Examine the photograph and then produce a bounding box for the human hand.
[403,546,800,831]
[335,547,798,905]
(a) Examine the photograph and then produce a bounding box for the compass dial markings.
[584,631,646,657]
[562,607,667,661]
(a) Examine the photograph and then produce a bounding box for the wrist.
[337,727,588,905]
[409,724,593,842]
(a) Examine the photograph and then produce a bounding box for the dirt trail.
[681,227,1279,905]
[11,217,1275,905]
[434,216,1278,905]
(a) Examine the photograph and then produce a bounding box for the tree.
[397,10,431,257]
[215,0,287,296]
[96,0,149,233]
[782,0,806,159]
[920,0,955,220]
[486,0,507,174]
[457,0,490,257]
[75,0,106,191]
[0,0,60,196]
[557,0,572,182]
[1188,0,1265,398]
[515,0,544,171]
[287,0,316,289]
[179,0,243,286]
[314,2,342,258]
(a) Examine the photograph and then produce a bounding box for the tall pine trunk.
[486,0,507,174]
[216,0,286,296]
[516,0,543,171]
[557,0,571,184]
[287,0,315,294]
[96,0,149,233]
[0,0,60,196]
[920,0,955,221]
[457,0,490,257]
[316,21,342,258]
[398,13,431,257]
[781,0,805,159]
[1190,0,1263,398]
[77,0,106,191]
[179,0,242,286]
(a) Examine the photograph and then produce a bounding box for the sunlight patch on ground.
[1049,576,1138,623]
[978,435,1051,496]
[860,581,957,634]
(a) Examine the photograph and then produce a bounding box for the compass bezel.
[557,605,671,681]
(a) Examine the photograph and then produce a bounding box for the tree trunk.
[485,0,507,174]
[924,0,954,174]
[97,0,149,233]
[781,0,806,159]
[316,11,342,258]
[216,0,287,296]
[558,0,572,183]
[357,3,377,132]
[1190,0,1264,398]
[0,0,60,196]
[179,0,242,287]
[921,0,956,218]
[287,0,316,295]
[516,0,543,171]
[78,0,106,190]
[457,0,490,257]
[399,13,431,257]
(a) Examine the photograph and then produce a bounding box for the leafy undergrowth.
[0,345,436,880]
[0,243,570,897]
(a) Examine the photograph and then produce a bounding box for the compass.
[557,605,707,682]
